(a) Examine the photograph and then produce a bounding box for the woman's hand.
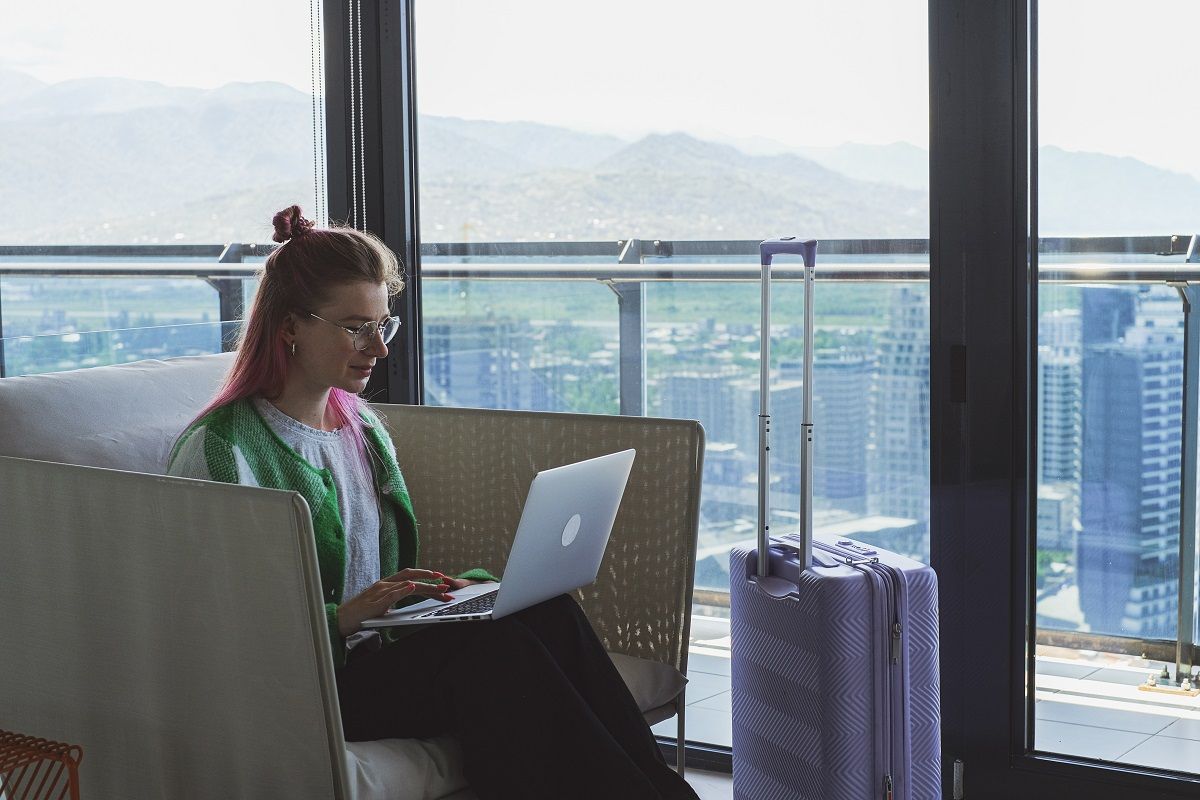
[442,576,499,590]
[383,567,472,598]
[444,576,478,591]
[337,569,455,637]
[395,568,496,592]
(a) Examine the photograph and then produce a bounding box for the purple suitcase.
[729,238,940,800]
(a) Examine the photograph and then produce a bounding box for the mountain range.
[1,69,1197,245]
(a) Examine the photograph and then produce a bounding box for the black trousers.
[336,594,699,800]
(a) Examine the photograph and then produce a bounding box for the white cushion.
[345,737,471,800]
[0,352,234,473]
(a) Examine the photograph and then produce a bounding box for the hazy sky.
[3,0,1198,178]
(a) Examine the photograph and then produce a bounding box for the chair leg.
[675,690,686,776]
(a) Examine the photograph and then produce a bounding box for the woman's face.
[287,281,391,395]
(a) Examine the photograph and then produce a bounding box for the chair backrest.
[374,404,705,674]
[0,353,234,471]
[0,456,350,799]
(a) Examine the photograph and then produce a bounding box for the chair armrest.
[0,455,351,799]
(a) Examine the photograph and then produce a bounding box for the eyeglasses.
[306,312,401,351]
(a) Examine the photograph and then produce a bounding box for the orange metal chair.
[0,731,82,800]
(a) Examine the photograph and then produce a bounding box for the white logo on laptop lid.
[561,513,582,546]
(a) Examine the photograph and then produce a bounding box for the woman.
[168,206,699,800]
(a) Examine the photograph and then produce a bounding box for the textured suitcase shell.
[730,536,941,800]
[733,238,940,798]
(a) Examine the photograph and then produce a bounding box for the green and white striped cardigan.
[168,398,497,667]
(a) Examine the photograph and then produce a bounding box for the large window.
[0,1,323,375]
[1032,0,1200,772]
[415,0,929,749]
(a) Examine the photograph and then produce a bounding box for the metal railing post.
[612,239,647,416]
[1171,280,1199,684]
[1174,235,1200,683]
[207,244,248,353]
[0,275,6,378]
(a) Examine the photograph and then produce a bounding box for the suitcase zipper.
[874,563,900,800]
[812,539,905,800]
[877,563,905,800]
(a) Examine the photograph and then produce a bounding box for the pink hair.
[186,208,405,461]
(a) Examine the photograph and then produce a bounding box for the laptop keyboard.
[419,589,500,618]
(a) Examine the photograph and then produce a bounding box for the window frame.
[326,0,1200,792]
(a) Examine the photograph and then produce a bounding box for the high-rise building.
[658,369,747,495]
[1037,344,1082,553]
[1038,357,1082,485]
[658,370,739,447]
[1038,308,1083,487]
[1082,287,1137,346]
[781,349,873,514]
[423,318,537,409]
[869,286,930,559]
[1040,307,1082,351]
[1037,484,1075,553]
[1077,290,1181,638]
[730,377,805,490]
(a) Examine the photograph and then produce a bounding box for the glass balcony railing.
[0,245,266,376]
[3,235,1198,688]
[419,240,931,649]
[0,321,227,376]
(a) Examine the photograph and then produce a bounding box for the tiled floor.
[659,614,1200,780]
[684,768,732,799]
[651,617,733,748]
[1033,654,1200,772]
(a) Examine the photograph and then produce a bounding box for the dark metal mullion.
[931,0,1033,796]
[935,0,1200,794]
[376,0,423,406]
[1020,0,1039,762]
[356,0,391,403]
[928,0,970,795]
[323,1,351,227]
[359,0,384,240]
[323,1,423,405]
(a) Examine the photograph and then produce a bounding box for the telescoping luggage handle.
[757,237,818,579]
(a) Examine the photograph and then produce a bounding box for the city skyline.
[6,269,1197,642]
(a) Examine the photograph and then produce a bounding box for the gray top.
[251,399,383,602]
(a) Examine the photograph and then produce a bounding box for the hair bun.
[271,205,315,243]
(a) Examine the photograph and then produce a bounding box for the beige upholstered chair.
[0,354,705,799]
[376,404,705,748]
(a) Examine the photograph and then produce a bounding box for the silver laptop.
[362,449,636,628]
